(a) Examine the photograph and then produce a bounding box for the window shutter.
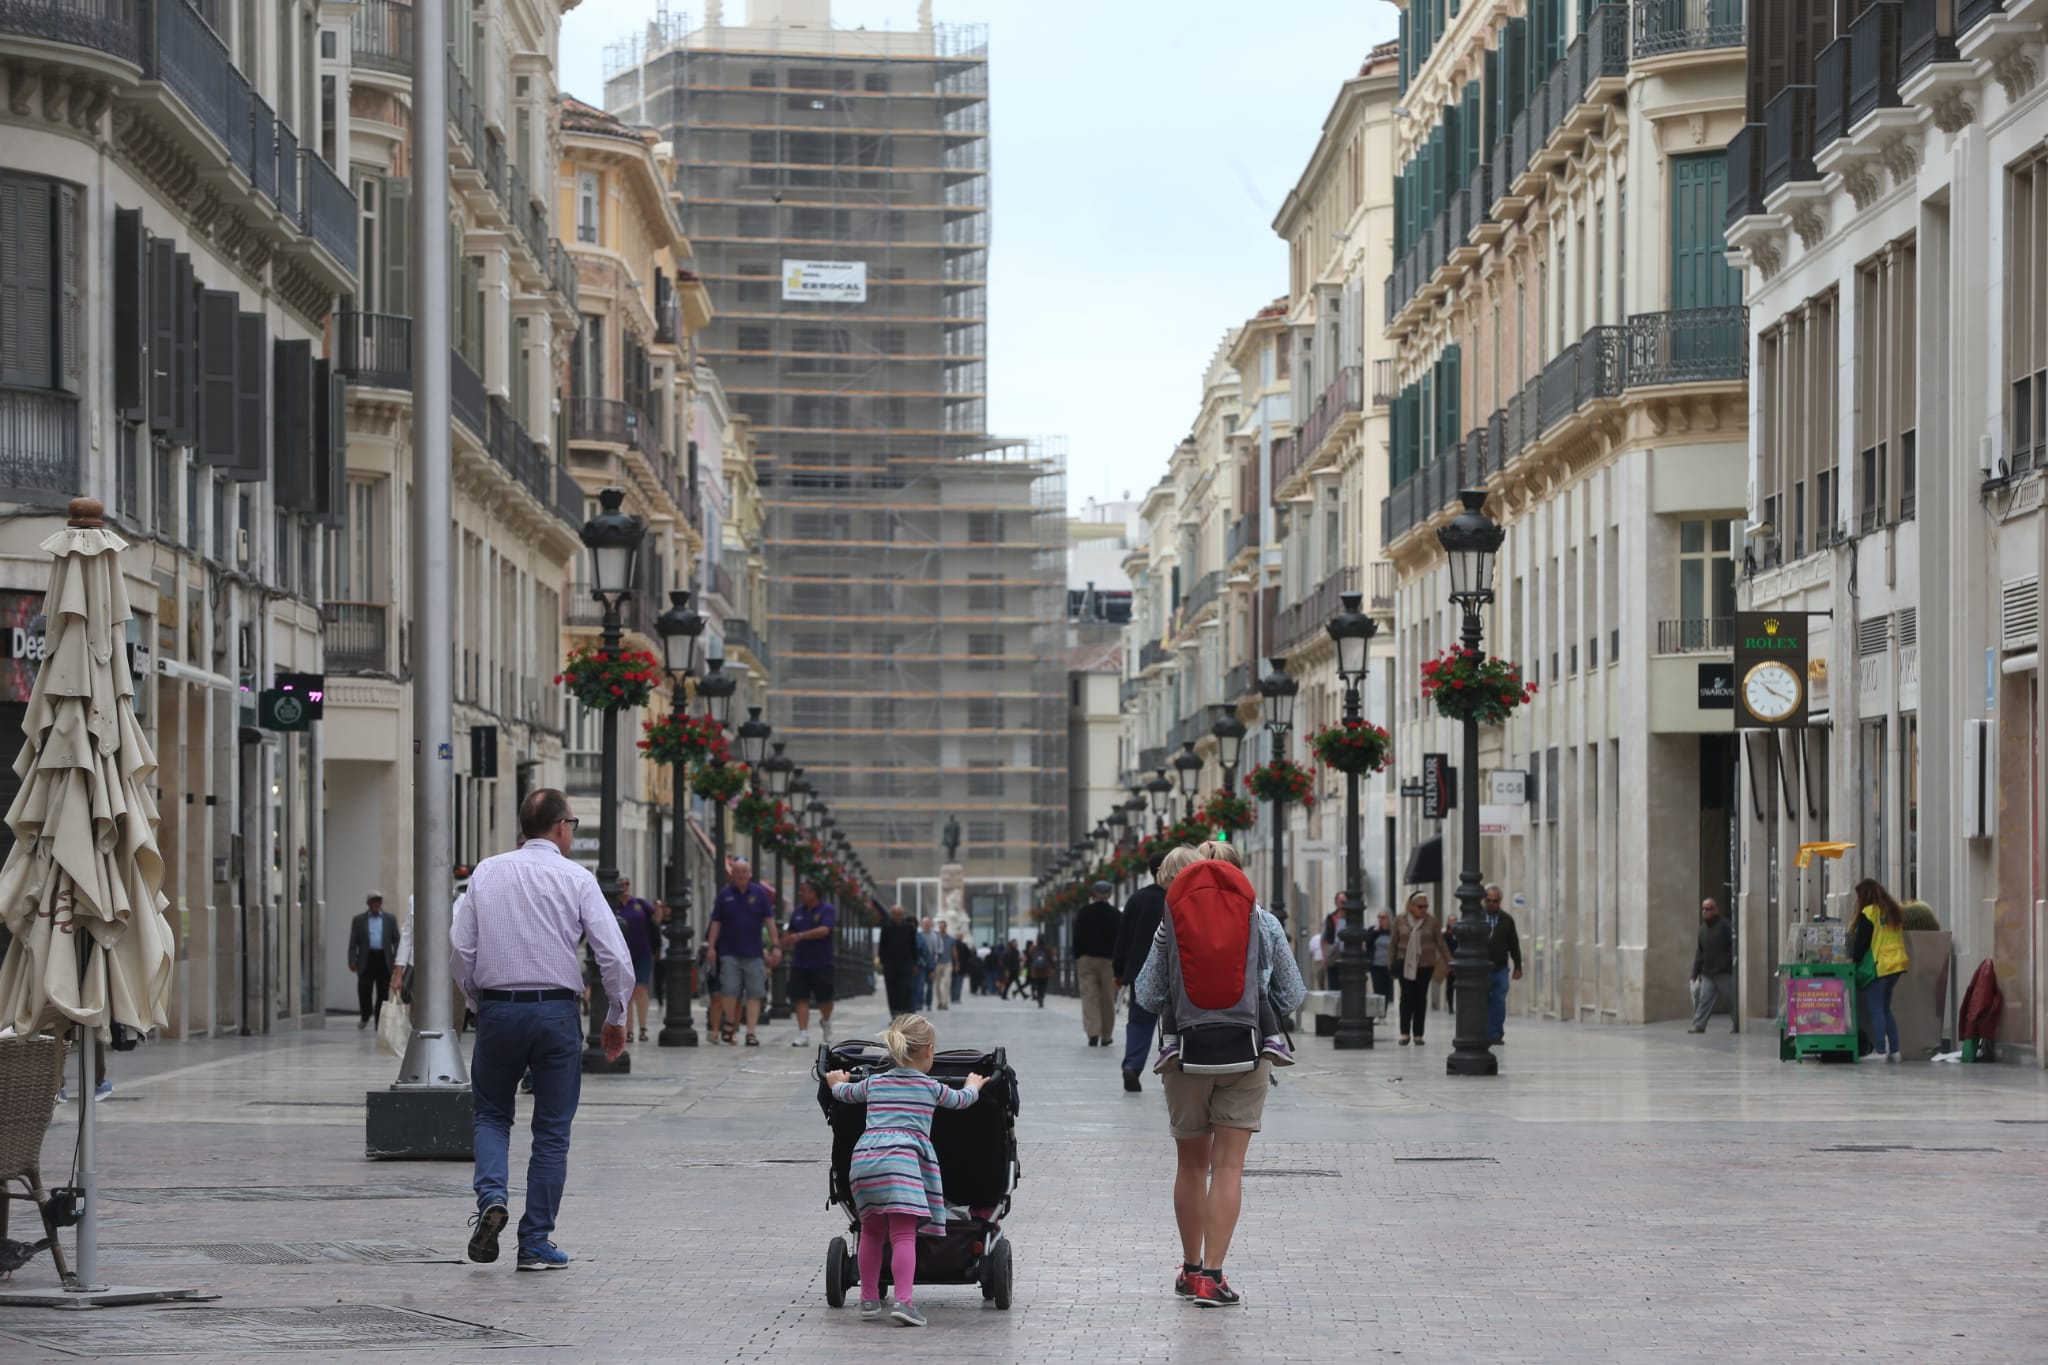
[196,288,239,465]
[231,311,268,480]
[273,338,313,509]
[170,254,197,445]
[148,238,176,430]
[56,184,81,395]
[1483,48,1499,148]
[0,174,54,390]
[313,357,346,525]
[114,209,149,419]
[1503,19,1527,124]
[381,176,409,315]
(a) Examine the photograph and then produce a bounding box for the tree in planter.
[1310,719,1392,776]
[1419,646,1537,726]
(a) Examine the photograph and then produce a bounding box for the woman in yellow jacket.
[1849,878,1910,1062]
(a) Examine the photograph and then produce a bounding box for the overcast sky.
[557,0,1399,512]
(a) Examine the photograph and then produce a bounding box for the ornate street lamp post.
[1211,711,1246,799]
[697,656,738,895]
[1438,489,1506,1078]
[655,591,704,1047]
[1146,768,1173,834]
[1257,657,1299,930]
[1326,592,1379,1051]
[579,487,644,1074]
[761,740,795,1021]
[1173,741,1204,823]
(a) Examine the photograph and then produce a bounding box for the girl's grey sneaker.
[889,1299,926,1327]
[858,1299,883,1320]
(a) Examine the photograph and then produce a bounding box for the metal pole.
[76,1029,97,1287]
[768,841,789,1021]
[395,0,465,1094]
[1449,608,1500,1076]
[1334,678,1373,1049]
[659,691,697,1045]
[583,605,628,1073]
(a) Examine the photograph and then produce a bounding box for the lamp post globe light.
[1326,591,1379,1051]
[1211,711,1246,793]
[579,486,644,1074]
[1173,741,1204,821]
[1438,488,1506,1078]
[1146,768,1173,831]
[1258,656,1299,930]
[654,590,706,1047]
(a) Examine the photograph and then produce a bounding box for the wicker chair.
[0,1034,72,1284]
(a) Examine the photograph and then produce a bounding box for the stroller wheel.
[989,1238,1013,1311]
[825,1236,851,1308]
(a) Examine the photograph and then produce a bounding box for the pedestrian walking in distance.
[782,880,837,1047]
[616,877,659,1043]
[348,894,400,1029]
[706,856,778,1046]
[1392,891,1450,1046]
[825,1014,988,1328]
[1074,880,1120,1047]
[1689,898,1737,1035]
[878,904,921,1019]
[1481,885,1523,1045]
[1025,939,1053,1006]
[1136,845,1306,1307]
[453,788,632,1271]
[922,916,952,1010]
[1113,845,1171,1094]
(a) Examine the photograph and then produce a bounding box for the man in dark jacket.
[1481,885,1523,1044]
[348,894,402,1029]
[877,904,921,1018]
[1689,898,1736,1034]
[1073,881,1121,1047]
[1111,849,1170,1093]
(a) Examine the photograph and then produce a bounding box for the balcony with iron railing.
[565,584,648,635]
[0,0,141,63]
[568,396,640,447]
[322,602,390,672]
[1631,0,1744,59]
[1270,433,1303,491]
[1372,357,1395,407]
[1185,569,1224,620]
[1296,365,1364,463]
[1368,560,1395,613]
[1225,514,1255,563]
[723,618,772,673]
[349,0,412,76]
[1222,660,1254,702]
[1138,641,1172,672]
[1655,617,1732,654]
[1762,84,1819,200]
[1899,0,1961,81]
[0,389,83,508]
[334,311,413,389]
[1273,565,1362,655]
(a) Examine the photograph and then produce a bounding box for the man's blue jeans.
[1123,994,1158,1074]
[950,969,965,1004]
[471,998,584,1253]
[1486,966,1511,1041]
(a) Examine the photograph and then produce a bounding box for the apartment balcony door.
[1670,152,1739,367]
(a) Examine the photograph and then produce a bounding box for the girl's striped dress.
[829,1067,979,1227]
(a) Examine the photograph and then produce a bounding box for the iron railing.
[1655,618,1733,654]
[1222,661,1253,701]
[1725,121,1762,228]
[1899,0,1959,81]
[1225,514,1254,561]
[1763,84,1819,198]
[1958,0,2003,35]
[1273,566,1361,655]
[322,601,390,672]
[1368,560,1396,612]
[1270,433,1302,489]
[1847,1,1906,129]
[565,584,647,634]
[0,390,81,505]
[568,396,639,446]
[1185,569,1223,619]
[1626,308,1748,386]
[301,148,356,274]
[1372,357,1395,406]
[1139,641,1171,671]
[334,311,412,389]
[724,619,771,672]
[275,119,298,222]
[554,464,584,528]
[1815,37,1852,148]
[1297,365,1363,461]
[249,92,276,202]
[146,0,238,157]
[1632,0,1743,58]
[451,349,486,437]
[349,0,411,76]
[0,0,139,61]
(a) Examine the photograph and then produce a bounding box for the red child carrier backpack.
[1161,860,1263,1074]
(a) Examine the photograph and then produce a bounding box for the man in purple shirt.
[781,881,838,1048]
[452,789,632,1271]
[706,856,777,1046]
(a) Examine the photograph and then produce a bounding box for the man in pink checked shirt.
[453,788,634,1272]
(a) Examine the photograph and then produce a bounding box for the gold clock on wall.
[1741,659,1802,725]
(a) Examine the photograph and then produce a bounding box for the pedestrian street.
[4,991,2047,1364]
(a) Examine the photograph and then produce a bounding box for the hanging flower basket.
[1310,720,1393,776]
[1166,812,1212,846]
[638,711,727,768]
[732,792,783,840]
[1421,646,1537,725]
[1202,791,1256,833]
[690,761,750,805]
[558,644,661,711]
[1245,758,1316,806]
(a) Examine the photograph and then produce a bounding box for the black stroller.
[813,1039,1021,1310]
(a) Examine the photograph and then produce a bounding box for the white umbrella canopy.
[0,498,172,1039]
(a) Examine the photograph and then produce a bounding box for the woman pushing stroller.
[824,1014,988,1327]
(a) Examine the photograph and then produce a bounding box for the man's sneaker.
[466,1203,508,1263]
[792,1029,810,1048]
[93,1079,114,1101]
[1174,1265,1201,1298]
[1191,1270,1241,1307]
[1150,1035,1181,1075]
[858,1299,883,1321]
[1260,1035,1296,1068]
[888,1299,926,1327]
[516,1242,571,1271]
[1123,1068,1142,1094]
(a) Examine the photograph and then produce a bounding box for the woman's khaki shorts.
[1162,1060,1273,1139]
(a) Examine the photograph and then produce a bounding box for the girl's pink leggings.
[858,1211,920,1304]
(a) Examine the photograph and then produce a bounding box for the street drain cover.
[1242,1168,1340,1178]
[0,1305,529,1356]
[104,1241,454,1266]
[1812,1144,2000,1154]
[104,1182,472,1204]
[1394,1156,1497,1163]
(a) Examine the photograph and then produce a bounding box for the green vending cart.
[1779,841,1861,1061]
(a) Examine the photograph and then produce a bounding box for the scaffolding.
[603,5,1066,888]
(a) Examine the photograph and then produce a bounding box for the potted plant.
[1244,758,1316,806]
[1310,719,1392,776]
[1420,646,1538,725]
[638,710,727,768]
[1202,791,1257,833]
[557,643,662,710]
[690,761,750,805]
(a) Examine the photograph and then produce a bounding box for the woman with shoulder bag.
[1849,877,1910,1062]
[1390,892,1450,1046]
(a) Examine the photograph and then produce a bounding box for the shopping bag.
[376,998,412,1058]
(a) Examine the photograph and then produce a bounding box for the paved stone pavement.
[4,988,2048,1363]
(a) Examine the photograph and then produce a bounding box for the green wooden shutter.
[1670,152,1735,311]
[231,311,268,480]
[0,175,54,390]
[114,208,149,419]
[274,339,313,508]
[196,288,240,465]
[381,176,409,316]
[148,238,176,430]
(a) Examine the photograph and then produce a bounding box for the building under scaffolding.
[605,2,1067,894]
